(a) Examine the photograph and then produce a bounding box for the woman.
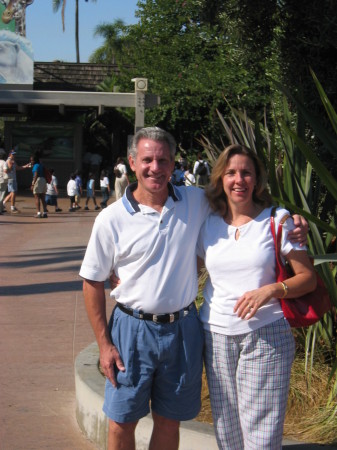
[114,157,129,200]
[197,144,316,449]
[30,153,48,218]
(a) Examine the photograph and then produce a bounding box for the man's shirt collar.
[122,182,181,214]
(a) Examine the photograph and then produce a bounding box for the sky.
[26,0,139,63]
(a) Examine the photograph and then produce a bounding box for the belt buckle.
[169,313,174,323]
[153,314,158,323]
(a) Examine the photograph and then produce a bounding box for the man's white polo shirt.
[79,183,210,314]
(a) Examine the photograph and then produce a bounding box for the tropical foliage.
[88,0,337,169]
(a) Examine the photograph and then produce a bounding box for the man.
[4,149,30,213]
[80,127,306,450]
[193,152,210,187]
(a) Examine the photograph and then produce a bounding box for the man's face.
[129,138,175,196]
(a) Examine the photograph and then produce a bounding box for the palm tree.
[52,0,97,63]
[88,20,126,65]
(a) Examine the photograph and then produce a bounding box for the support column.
[132,78,148,133]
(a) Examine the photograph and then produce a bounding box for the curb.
[74,342,218,450]
[75,343,333,450]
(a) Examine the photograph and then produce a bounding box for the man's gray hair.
[128,127,176,161]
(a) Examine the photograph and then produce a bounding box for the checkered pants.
[204,318,295,450]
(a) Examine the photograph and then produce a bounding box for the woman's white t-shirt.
[197,206,305,335]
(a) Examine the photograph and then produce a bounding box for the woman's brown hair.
[205,144,273,216]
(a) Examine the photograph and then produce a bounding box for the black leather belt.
[116,302,194,324]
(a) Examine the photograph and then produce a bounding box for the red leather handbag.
[270,208,331,327]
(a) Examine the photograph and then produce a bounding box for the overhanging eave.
[0,90,137,108]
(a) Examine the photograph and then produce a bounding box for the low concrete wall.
[75,342,108,449]
[74,342,218,450]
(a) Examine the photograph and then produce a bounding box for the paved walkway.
[0,191,106,449]
[0,191,335,450]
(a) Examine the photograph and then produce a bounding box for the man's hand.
[100,342,125,388]
[83,279,125,388]
[288,214,308,247]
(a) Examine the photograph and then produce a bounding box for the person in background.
[197,144,316,449]
[67,173,78,212]
[183,165,196,186]
[84,172,100,211]
[0,149,8,214]
[170,162,185,186]
[4,150,31,213]
[74,170,83,209]
[114,157,129,200]
[30,153,48,218]
[100,169,110,209]
[193,152,210,187]
[45,168,62,213]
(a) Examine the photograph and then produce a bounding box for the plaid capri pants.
[204,318,295,450]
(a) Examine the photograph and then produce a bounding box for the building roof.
[33,61,121,91]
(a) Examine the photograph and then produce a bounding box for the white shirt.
[100,176,110,188]
[116,163,127,177]
[184,171,195,186]
[46,175,57,196]
[0,159,7,183]
[197,206,306,335]
[67,179,77,196]
[80,183,210,314]
[193,160,210,176]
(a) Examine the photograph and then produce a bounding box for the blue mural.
[0,0,34,85]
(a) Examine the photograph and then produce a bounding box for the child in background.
[84,172,100,211]
[100,169,110,208]
[67,173,78,212]
[74,170,83,209]
[45,168,62,212]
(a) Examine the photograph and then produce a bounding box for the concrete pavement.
[0,191,104,449]
[0,191,335,449]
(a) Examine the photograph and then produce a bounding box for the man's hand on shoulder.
[288,214,309,247]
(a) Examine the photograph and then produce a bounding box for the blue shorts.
[7,179,17,193]
[46,195,57,206]
[103,303,204,423]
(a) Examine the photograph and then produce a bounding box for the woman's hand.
[234,285,274,320]
[110,271,121,290]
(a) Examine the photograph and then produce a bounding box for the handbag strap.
[270,206,290,271]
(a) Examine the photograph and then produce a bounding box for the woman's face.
[222,154,257,208]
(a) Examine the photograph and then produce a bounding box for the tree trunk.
[75,0,80,63]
